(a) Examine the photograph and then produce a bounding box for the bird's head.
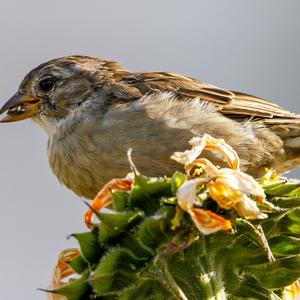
[0,56,122,132]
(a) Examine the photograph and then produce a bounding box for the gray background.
[0,1,299,299]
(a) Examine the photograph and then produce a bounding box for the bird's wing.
[122,71,300,122]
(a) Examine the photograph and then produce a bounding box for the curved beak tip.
[0,93,43,123]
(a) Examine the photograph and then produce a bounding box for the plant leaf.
[113,190,130,212]
[130,176,172,215]
[98,211,143,245]
[264,182,300,197]
[91,248,148,296]
[71,232,103,266]
[246,255,300,289]
[68,255,88,274]
[50,270,90,300]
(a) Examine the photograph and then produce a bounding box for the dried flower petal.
[171,135,207,165]
[48,249,81,300]
[176,179,199,212]
[283,280,300,300]
[175,135,267,223]
[207,180,243,209]
[234,195,267,220]
[201,135,240,170]
[217,169,265,200]
[191,208,232,235]
[171,134,239,170]
[206,168,266,219]
[84,178,133,228]
[176,179,232,234]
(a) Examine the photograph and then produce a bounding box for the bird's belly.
[48,145,128,199]
[47,135,186,199]
[46,99,286,200]
[47,127,268,199]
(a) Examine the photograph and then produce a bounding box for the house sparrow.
[1,55,300,199]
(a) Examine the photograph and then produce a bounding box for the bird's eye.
[39,76,55,92]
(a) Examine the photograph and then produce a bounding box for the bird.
[1,55,300,200]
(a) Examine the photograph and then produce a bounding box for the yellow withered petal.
[207,181,243,209]
[216,169,265,200]
[191,208,233,235]
[171,134,240,170]
[234,195,268,220]
[206,170,266,219]
[176,179,199,212]
[201,135,240,170]
[48,248,81,300]
[176,179,232,234]
[283,280,300,300]
[84,178,133,228]
[171,135,207,165]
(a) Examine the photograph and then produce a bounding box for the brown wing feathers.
[125,71,300,121]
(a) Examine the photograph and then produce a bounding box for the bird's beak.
[0,93,44,123]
